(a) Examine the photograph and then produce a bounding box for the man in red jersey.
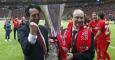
[95,12,110,60]
[89,12,101,60]
[89,12,99,36]
[12,17,19,40]
[104,18,111,60]
[57,18,73,60]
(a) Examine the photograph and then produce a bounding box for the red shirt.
[89,20,98,36]
[104,21,110,41]
[13,19,19,28]
[96,20,106,41]
[57,20,73,60]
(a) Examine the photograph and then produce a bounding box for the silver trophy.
[40,4,65,60]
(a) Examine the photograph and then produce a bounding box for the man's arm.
[94,30,101,40]
[94,21,105,40]
[17,24,37,56]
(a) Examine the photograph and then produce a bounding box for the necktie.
[72,30,78,43]
[72,30,78,49]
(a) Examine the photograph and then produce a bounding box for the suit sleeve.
[17,25,36,56]
[73,33,95,60]
[39,25,49,52]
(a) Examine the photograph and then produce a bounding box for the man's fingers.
[30,22,38,35]
[30,22,38,27]
[30,22,38,30]
[67,53,73,60]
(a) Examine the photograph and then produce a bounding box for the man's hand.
[30,22,38,35]
[105,32,110,35]
[94,36,96,40]
[67,53,73,60]
[62,47,68,53]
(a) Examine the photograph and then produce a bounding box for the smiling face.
[73,9,84,29]
[73,16,84,28]
[29,8,40,23]
[92,12,98,21]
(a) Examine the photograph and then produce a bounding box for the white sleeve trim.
[28,33,37,44]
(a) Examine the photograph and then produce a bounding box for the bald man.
[66,9,95,60]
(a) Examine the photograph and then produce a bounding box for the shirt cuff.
[28,33,37,44]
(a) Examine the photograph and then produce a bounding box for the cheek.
[74,20,78,25]
[37,16,40,20]
[74,21,79,26]
[36,15,40,18]
[75,21,83,26]
[33,16,40,20]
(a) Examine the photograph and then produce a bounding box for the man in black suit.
[67,9,95,60]
[17,5,48,60]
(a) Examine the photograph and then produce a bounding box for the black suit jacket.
[17,23,48,60]
[72,31,95,60]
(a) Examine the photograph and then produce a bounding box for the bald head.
[73,9,84,18]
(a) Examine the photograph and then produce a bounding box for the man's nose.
[35,15,39,18]
[77,18,82,21]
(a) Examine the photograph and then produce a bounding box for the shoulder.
[89,20,95,26]
[99,20,105,24]
[39,25,47,30]
[68,20,73,26]
[39,25,48,33]
[100,20,106,27]
[86,27,93,36]
[89,20,94,23]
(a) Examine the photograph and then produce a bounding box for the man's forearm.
[94,30,101,40]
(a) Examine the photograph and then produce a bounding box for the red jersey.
[89,20,98,36]
[96,20,106,41]
[57,20,73,60]
[104,21,110,41]
[13,19,19,28]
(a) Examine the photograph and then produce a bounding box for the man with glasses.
[66,9,95,60]
[17,5,48,60]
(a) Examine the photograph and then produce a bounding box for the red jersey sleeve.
[89,21,96,28]
[98,20,105,31]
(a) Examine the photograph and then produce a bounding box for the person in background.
[20,16,26,26]
[94,12,111,60]
[4,19,12,42]
[103,18,111,60]
[12,17,19,40]
[89,12,99,59]
[89,12,99,36]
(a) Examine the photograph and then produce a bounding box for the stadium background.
[0,0,115,60]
